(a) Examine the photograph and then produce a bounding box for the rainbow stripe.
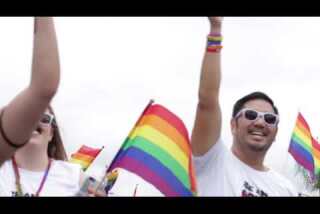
[288,113,320,175]
[107,102,197,196]
[105,169,119,193]
[70,145,103,171]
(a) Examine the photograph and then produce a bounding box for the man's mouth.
[249,131,265,136]
[248,130,267,139]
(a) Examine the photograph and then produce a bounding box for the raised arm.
[0,17,60,164]
[191,17,222,156]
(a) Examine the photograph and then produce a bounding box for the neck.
[14,144,50,171]
[231,143,267,171]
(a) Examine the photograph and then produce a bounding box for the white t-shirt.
[0,159,82,196]
[193,139,298,196]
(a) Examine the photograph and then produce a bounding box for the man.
[191,17,297,196]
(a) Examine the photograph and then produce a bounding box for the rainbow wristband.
[207,33,223,53]
[207,45,223,53]
[208,36,223,42]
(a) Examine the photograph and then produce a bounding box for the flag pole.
[96,99,154,196]
[133,184,138,197]
[84,146,105,195]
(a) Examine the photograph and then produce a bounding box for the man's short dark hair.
[232,91,279,118]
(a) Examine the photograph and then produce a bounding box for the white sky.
[1,17,320,196]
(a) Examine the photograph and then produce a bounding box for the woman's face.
[28,109,54,146]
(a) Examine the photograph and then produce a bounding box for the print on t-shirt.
[241,181,268,197]
[11,191,35,197]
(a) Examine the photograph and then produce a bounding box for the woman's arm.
[0,17,60,164]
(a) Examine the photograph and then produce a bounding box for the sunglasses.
[235,108,279,126]
[40,113,55,125]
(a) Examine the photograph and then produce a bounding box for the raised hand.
[31,17,60,97]
[208,17,223,33]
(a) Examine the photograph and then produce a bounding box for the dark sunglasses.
[235,108,279,126]
[40,113,55,125]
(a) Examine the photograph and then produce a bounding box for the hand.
[34,17,54,34]
[87,186,107,197]
[208,17,223,33]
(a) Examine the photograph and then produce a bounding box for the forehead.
[243,99,275,113]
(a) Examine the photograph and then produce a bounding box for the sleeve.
[72,163,83,192]
[62,162,83,195]
[192,138,226,175]
[271,170,300,197]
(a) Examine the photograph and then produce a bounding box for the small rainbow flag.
[288,112,320,176]
[70,145,103,171]
[107,100,197,196]
[104,169,119,194]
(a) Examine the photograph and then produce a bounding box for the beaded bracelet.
[207,33,223,53]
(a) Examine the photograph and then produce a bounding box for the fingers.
[33,17,55,35]
[87,185,107,197]
[208,17,223,23]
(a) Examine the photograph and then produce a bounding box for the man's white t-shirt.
[0,159,81,196]
[193,139,298,196]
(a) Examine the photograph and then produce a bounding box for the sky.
[1,17,320,196]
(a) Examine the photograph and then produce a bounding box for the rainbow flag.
[288,112,320,176]
[107,100,197,196]
[70,145,103,171]
[312,136,320,175]
[104,169,119,194]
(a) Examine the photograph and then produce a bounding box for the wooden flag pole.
[96,99,154,196]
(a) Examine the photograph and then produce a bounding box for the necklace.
[12,156,52,197]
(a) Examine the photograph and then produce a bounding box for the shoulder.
[268,169,298,195]
[193,138,226,160]
[193,138,227,171]
[0,159,14,196]
[268,169,291,183]
[0,159,12,173]
[51,160,82,176]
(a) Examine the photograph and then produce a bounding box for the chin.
[28,137,42,146]
[247,141,271,152]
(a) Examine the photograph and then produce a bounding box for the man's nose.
[253,115,266,127]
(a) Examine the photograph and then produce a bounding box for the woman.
[0,17,82,196]
[0,106,82,196]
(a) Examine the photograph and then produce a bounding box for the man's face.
[231,99,278,153]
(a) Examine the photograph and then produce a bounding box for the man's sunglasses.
[40,113,55,125]
[235,108,279,126]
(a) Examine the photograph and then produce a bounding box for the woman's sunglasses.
[40,113,55,125]
[235,108,279,126]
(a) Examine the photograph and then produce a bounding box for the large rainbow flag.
[70,145,103,171]
[288,112,320,176]
[107,100,197,196]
